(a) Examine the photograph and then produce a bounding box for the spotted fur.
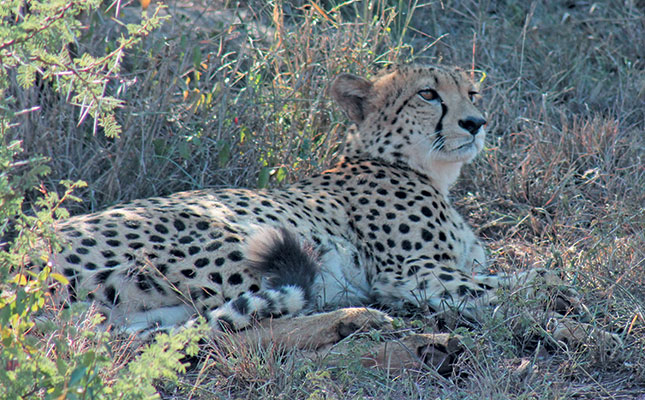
[48,64,621,351]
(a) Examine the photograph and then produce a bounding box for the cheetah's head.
[330,64,486,192]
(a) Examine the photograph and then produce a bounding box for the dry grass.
[12,0,645,398]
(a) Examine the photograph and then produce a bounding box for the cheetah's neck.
[343,126,464,195]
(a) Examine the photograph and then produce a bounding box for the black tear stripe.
[435,102,448,136]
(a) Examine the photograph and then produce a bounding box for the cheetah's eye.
[418,89,440,102]
[468,91,479,102]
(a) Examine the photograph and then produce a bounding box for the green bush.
[0,2,207,398]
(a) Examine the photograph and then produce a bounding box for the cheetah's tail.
[205,227,321,331]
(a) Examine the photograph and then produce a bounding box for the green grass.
[5,0,644,398]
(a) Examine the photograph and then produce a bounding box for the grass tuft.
[6,0,644,398]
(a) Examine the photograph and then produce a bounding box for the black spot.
[154,224,169,234]
[84,262,97,270]
[179,236,194,244]
[189,288,202,300]
[105,286,119,305]
[439,231,447,241]
[228,273,243,285]
[101,250,115,258]
[194,258,209,268]
[66,229,82,237]
[65,254,81,264]
[407,265,420,276]
[215,257,225,266]
[81,238,97,247]
[129,242,144,250]
[157,264,168,275]
[421,206,432,217]
[106,239,121,247]
[136,274,151,291]
[124,220,140,229]
[395,191,407,199]
[196,221,209,230]
[101,230,118,238]
[225,236,240,243]
[375,242,385,252]
[421,229,433,241]
[401,240,412,251]
[228,251,243,262]
[180,269,196,278]
[150,235,165,243]
[125,233,139,240]
[458,285,484,298]
[399,223,410,234]
[438,273,454,281]
[173,219,186,231]
[209,272,223,284]
[188,246,201,255]
[206,241,222,252]
[170,249,185,258]
[104,260,119,268]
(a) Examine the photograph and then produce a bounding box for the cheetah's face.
[331,65,486,179]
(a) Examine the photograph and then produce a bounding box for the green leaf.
[275,167,287,183]
[50,273,69,285]
[153,138,167,156]
[178,141,191,160]
[257,166,271,188]
[192,46,202,70]
[68,365,87,386]
[218,141,231,168]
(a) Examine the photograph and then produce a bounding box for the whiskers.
[431,133,445,152]
[410,132,444,159]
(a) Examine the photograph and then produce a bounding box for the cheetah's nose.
[458,117,486,135]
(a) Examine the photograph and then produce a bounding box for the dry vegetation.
[8,0,645,398]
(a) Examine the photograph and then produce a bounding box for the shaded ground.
[9,1,645,398]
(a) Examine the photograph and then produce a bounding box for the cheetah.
[49,64,621,361]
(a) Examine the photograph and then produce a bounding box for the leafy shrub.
[0,2,207,398]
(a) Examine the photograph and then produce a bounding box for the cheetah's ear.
[330,74,374,124]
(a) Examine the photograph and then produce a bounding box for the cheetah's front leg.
[235,307,463,373]
[479,268,623,352]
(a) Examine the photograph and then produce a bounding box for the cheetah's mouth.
[448,138,477,152]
